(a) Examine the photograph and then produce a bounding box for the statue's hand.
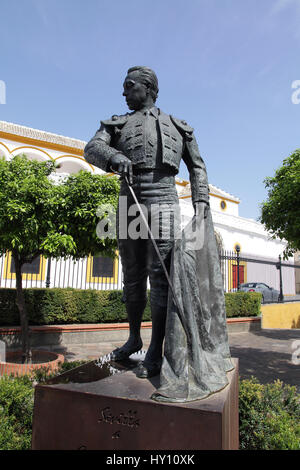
[193,201,209,219]
[109,154,133,185]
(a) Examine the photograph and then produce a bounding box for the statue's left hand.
[193,201,209,219]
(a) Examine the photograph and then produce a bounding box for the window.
[2,252,46,281]
[86,253,119,284]
[10,256,41,275]
[258,283,269,289]
[92,256,114,278]
[220,200,227,211]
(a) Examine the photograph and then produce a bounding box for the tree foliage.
[0,154,120,360]
[55,170,120,259]
[0,155,120,260]
[260,150,300,258]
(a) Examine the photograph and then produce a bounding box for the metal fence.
[0,250,299,298]
[0,254,123,291]
[219,249,300,298]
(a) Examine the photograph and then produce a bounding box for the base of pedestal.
[32,356,239,450]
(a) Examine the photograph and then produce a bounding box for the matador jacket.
[84,107,209,205]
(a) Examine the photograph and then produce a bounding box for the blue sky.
[1,0,300,220]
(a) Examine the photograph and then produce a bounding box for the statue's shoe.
[110,343,142,361]
[136,360,161,378]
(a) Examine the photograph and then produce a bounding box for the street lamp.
[46,258,52,288]
[276,255,284,303]
[235,244,241,291]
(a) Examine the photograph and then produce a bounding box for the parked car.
[239,282,282,303]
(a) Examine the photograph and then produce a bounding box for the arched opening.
[0,142,10,160]
[10,148,52,163]
[54,157,92,175]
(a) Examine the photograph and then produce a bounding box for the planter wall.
[0,350,64,376]
[0,317,261,351]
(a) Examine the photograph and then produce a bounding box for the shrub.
[239,377,300,450]
[0,288,258,326]
[0,361,89,450]
[225,291,261,318]
[0,375,34,450]
[0,411,32,450]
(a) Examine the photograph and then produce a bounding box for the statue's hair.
[127,66,159,102]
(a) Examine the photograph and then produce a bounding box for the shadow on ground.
[252,328,300,341]
[229,328,300,390]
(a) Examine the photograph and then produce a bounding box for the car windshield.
[241,283,257,288]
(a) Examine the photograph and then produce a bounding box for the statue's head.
[123,66,159,110]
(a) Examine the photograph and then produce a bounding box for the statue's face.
[123,71,149,110]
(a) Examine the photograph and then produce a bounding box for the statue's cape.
[153,209,234,403]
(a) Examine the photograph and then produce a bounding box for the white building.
[0,120,295,294]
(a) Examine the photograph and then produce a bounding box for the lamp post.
[276,255,284,303]
[46,258,52,288]
[235,244,241,291]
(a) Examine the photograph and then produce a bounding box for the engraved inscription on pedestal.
[98,406,140,440]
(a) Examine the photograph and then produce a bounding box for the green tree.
[0,155,119,362]
[260,150,300,258]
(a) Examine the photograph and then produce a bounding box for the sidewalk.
[50,328,300,391]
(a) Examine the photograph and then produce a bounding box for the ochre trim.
[209,192,239,204]
[0,140,95,174]
[0,131,84,156]
[176,180,190,187]
[179,192,239,204]
[0,141,10,153]
[11,145,54,160]
[54,154,94,170]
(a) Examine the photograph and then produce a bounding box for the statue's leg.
[136,248,170,377]
[136,203,175,378]
[111,230,148,361]
[111,298,147,361]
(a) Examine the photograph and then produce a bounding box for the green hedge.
[0,374,33,450]
[0,288,151,325]
[0,288,261,326]
[225,291,262,318]
[239,377,300,450]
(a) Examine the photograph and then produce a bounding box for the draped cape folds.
[152,209,234,403]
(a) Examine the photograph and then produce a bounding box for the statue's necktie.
[144,109,151,159]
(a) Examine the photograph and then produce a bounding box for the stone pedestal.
[32,356,239,450]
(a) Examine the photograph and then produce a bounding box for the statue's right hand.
[109,154,133,185]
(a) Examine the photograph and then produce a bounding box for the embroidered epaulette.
[170,115,194,136]
[101,114,129,127]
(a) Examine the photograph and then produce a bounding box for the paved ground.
[51,328,300,390]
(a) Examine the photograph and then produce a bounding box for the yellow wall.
[261,302,300,329]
